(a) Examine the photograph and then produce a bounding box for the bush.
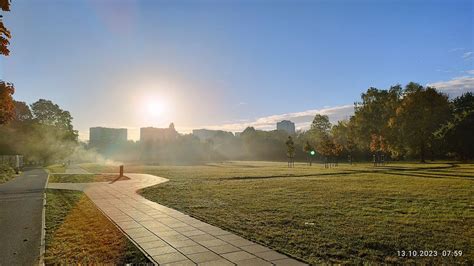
[0,163,15,184]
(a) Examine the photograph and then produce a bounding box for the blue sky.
[0,0,473,140]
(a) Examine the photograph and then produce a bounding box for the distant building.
[276,120,295,135]
[89,127,127,147]
[192,129,233,141]
[140,123,179,143]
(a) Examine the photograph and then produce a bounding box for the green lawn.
[46,164,66,173]
[45,189,150,264]
[81,161,473,264]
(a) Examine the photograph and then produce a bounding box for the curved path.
[48,171,306,266]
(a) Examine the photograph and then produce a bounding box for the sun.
[146,100,167,117]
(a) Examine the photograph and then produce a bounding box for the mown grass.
[46,164,68,173]
[81,161,473,264]
[44,189,150,264]
[48,174,129,183]
[0,163,15,184]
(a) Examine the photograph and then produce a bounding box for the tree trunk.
[420,142,426,163]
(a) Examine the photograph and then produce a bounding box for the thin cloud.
[427,76,474,97]
[465,70,474,75]
[462,51,473,60]
[449,47,464,52]
[202,105,355,133]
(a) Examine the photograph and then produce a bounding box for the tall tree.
[0,81,14,124]
[286,136,295,168]
[438,92,474,160]
[30,99,78,141]
[13,100,32,122]
[0,0,11,56]
[394,84,451,162]
[303,141,314,166]
[353,85,402,156]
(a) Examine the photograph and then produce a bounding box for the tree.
[286,136,295,168]
[353,85,402,156]
[0,81,14,124]
[310,114,331,133]
[0,0,11,56]
[30,99,78,141]
[438,92,474,160]
[394,84,451,162]
[303,141,314,166]
[13,100,32,122]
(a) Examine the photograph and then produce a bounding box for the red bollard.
[119,165,124,177]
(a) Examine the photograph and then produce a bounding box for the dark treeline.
[1,82,473,165]
[90,82,474,164]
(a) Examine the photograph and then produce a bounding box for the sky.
[0,0,473,140]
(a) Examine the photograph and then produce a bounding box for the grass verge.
[83,161,473,264]
[46,164,66,173]
[48,174,129,183]
[44,189,150,264]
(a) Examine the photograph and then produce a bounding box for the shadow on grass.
[224,163,474,180]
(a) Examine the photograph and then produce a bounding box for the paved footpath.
[48,168,307,265]
[0,168,48,266]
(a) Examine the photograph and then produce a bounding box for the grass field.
[48,173,129,183]
[46,164,66,173]
[44,189,150,264]
[81,161,473,264]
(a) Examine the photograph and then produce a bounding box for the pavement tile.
[198,259,235,266]
[254,250,288,261]
[117,220,141,229]
[187,251,223,263]
[207,229,232,236]
[162,259,197,266]
[153,252,189,264]
[174,226,197,233]
[217,234,244,242]
[139,240,169,249]
[225,238,255,247]
[221,251,256,262]
[134,235,162,244]
[198,239,228,248]
[239,244,271,254]
[207,244,240,254]
[181,230,206,237]
[235,258,272,266]
[189,234,218,242]
[176,245,209,255]
[166,239,198,248]
[147,245,178,256]
[272,258,308,265]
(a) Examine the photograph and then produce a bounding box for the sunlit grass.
[44,189,150,264]
[46,164,66,173]
[48,174,129,183]
[82,161,473,264]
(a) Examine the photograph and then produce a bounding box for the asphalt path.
[0,168,48,266]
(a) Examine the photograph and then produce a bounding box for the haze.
[1,0,472,140]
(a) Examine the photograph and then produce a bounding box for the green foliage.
[393,85,451,162]
[0,0,11,56]
[0,163,14,183]
[0,81,14,124]
[0,98,78,164]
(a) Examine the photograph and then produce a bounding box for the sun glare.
[147,101,165,116]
